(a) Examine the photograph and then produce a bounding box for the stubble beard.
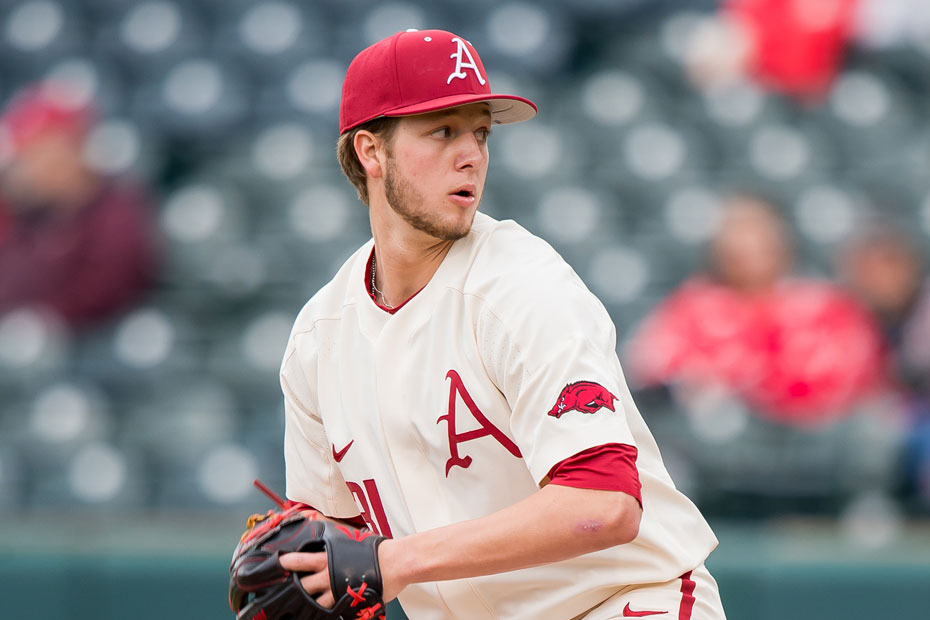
[383,156,475,242]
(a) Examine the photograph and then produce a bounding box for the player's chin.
[427,204,473,237]
[446,209,478,239]
[432,221,472,241]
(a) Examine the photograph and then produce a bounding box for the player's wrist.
[376,538,414,602]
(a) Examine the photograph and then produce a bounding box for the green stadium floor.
[2,514,929,619]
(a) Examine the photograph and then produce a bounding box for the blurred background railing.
[1,0,930,618]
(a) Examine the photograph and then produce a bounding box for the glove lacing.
[247,480,386,620]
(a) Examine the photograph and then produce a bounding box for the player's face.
[382,104,491,241]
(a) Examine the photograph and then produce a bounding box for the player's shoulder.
[458,214,618,358]
[468,212,556,260]
[468,214,571,281]
[290,241,371,334]
[461,213,604,317]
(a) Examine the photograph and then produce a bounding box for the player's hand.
[279,551,336,608]
[280,538,408,607]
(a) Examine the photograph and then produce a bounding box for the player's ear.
[354,130,385,179]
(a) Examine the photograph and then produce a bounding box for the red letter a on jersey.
[437,369,522,476]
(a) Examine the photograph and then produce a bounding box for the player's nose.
[454,133,486,170]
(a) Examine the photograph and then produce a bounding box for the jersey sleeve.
[546,444,642,505]
[280,329,361,519]
[473,228,639,485]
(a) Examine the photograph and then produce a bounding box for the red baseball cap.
[0,82,93,155]
[339,29,537,134]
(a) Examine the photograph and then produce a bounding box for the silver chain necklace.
[370,254,395,310]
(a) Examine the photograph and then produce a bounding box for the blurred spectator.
[837,221,928,382]
[625,193,886,427]
[837,220,930,504]
[686,0,930,100]
[687,0,860,99]
[0,83,160,329]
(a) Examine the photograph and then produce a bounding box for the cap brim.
[384,93,537,125]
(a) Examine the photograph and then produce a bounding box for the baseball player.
[275,29,727,619]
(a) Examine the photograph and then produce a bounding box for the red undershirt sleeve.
[545,443,642,506]
[292,501,369,530]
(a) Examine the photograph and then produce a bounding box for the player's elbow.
[604,492,642,545]
[560,486,642,549]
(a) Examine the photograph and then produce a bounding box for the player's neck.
[369,207,455,308]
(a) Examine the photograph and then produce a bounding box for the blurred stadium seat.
[1,0,928,534]
[93,0,207,76]
[0,1,85,79]
[2,7,930,620]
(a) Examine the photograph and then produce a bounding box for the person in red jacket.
[687,0,860,99]
[0,83,160,328]
[626,193,885,427]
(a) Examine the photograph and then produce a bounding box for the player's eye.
[430,126,451,138]
[475,128,492,142]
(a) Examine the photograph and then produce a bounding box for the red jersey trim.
[546,443,642,505]
[678,570,696,620]
[365,248,424,314]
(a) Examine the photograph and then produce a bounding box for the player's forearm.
[379,484,641,593]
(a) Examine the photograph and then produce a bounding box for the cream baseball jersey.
[280,212,718,619]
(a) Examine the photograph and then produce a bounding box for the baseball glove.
[229,480,387,620]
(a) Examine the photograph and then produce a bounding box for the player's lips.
[448,184,476,207]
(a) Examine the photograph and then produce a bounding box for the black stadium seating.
[1,0,928,519]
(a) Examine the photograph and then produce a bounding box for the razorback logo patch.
[548,381,618,418]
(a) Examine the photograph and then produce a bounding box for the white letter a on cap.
[447,37,486,85]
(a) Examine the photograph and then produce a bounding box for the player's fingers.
[297,571,335,608]
[298,570,331,596]
[281,553,335,607]
[279,551,327,572]
[315,591,336,609]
